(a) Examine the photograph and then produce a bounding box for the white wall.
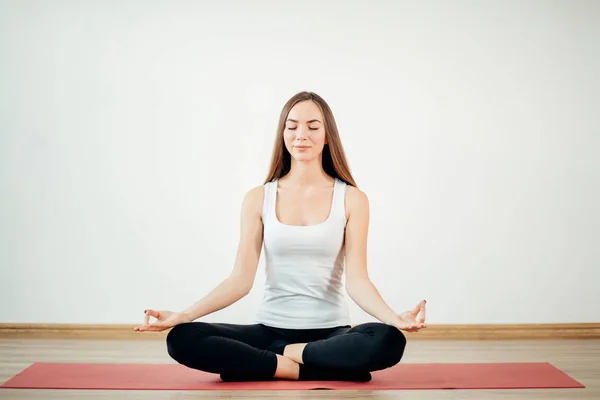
[1,0,598,325]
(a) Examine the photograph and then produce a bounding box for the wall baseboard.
[1,323,599,340]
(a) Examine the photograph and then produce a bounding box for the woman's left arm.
[344,187,425,331]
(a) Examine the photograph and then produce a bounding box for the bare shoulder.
[344,185,369,219]
[241,185,265,216]
[245,185,264,201]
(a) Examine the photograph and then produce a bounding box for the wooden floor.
[1,338,599,399]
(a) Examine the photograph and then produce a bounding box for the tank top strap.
[262,180,277,222]
[331,178,348,224]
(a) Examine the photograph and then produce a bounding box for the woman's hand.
[133,309,193,332]
[392,300,427,333]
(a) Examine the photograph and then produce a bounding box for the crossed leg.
[165,321,404,382]
[166,321,285,380]
[285,322,407,372]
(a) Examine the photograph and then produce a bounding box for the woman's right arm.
[180,185,265,321]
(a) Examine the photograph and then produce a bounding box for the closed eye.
[288,127,319,130]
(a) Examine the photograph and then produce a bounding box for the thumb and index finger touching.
[134,309,165,332]
[415,300,427,324]
[145,309,161,318]
[412,299,426,313]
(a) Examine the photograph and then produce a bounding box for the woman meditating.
[135,91,427,382]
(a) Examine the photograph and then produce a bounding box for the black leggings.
[166,321,406,381]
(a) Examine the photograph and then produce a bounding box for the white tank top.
[253,177,351,329]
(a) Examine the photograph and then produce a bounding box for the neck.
[284,156,331,186]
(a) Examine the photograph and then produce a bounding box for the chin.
[294,157,318,163]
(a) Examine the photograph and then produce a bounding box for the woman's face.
[283,100,327,162]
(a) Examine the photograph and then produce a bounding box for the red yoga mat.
[1,362,584,391]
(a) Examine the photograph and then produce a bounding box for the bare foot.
[273,354,300,380]
[283,343,307,364]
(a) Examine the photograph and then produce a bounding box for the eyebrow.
[286,119,322,124]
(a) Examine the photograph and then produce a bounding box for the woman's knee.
[166,322,211,363]
[381,324,407,365]
[374,324,406,368]
[360,323,407,371]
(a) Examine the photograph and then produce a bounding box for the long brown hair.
[264,91,357,187]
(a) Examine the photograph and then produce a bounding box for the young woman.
[135,91,427,382]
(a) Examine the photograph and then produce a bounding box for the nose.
[295,125,310,139]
